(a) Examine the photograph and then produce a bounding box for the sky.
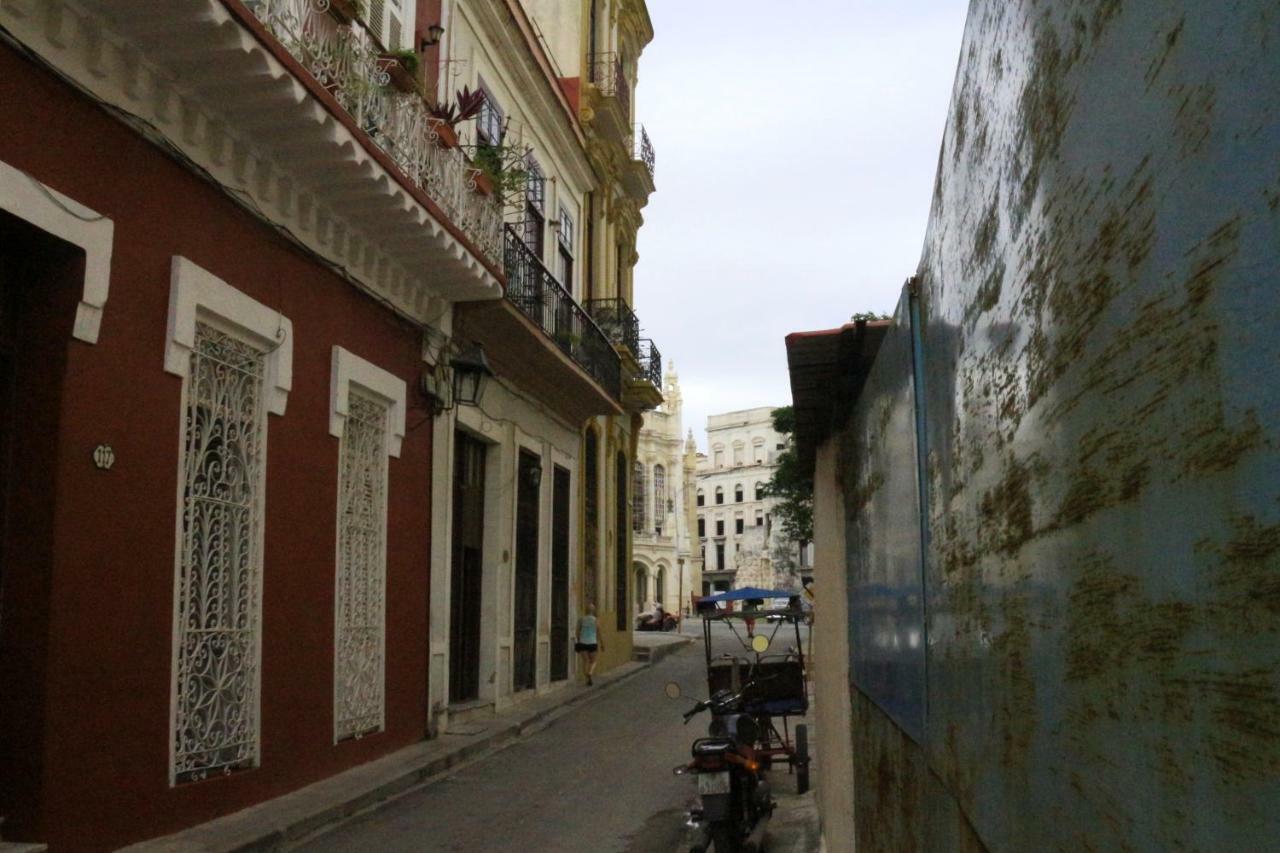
[631,0,970,448]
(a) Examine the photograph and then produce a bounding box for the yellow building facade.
[427,0,660,707]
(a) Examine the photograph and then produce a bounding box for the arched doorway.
[655,566,666,609]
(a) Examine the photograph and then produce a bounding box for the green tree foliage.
[764,405,813,544]
[850,311,891,322]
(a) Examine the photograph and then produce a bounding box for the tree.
[764,405,812,545]
[850,311,890,322]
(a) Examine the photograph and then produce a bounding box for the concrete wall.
[831,1,1280,849]
[811,441,855,852]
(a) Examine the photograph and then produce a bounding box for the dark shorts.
[575,642,598,653]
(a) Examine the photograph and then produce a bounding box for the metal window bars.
[503,226,621,398]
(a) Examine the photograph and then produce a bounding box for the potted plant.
[326,0,364,25]
[380,48,421,93]
[427,86,486,148]
[471,142,527,199]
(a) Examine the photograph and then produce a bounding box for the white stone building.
[695,407,810,595]
[632,366,702,616]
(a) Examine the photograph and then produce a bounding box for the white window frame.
[329,347,406,741]
[163,257,293,786]
[0,158,113,343]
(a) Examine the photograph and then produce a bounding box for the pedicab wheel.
[795,723,810,794]
[710,824,741,852]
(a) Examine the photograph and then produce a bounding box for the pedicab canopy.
[699,587,795,603]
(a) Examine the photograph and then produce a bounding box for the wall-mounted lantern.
[420,24,445,50]
[450,342,493,407]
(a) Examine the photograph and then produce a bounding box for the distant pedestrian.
[575,603,603,685]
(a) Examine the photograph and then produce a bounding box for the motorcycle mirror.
[751,634,770,654]
[664,681,682,699]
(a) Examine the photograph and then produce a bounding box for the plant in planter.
[427,86,486,125]
[469,142,528,200]
[380,48,421,93]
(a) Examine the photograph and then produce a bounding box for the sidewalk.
[122,652,681,853]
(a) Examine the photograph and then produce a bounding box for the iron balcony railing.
[590,52,631,123]
[638,338,662,388]
[634,125,655,178]
[585,297,640,355]
[503,226,621,397]
[247,0,502,264]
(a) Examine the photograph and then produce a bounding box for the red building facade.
[0,2,502,847]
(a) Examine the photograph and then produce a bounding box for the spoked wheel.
[710,824,742,852]
[794,723,810,794]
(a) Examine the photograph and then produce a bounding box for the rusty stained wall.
[837,0,1280,850]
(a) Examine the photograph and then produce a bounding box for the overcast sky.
[631,0,969,448]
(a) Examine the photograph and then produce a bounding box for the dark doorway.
[0,211,82,838]
[514,450,540,691]
[450,431,486,704]
[583,429,599,608]
[550,465,570,681]
[615,451,628,630]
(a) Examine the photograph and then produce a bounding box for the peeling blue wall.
[837,1,1280,849]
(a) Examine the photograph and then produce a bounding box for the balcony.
[622,125,657,199]
[585,297,640,355]
[636,126,656,178]
[0,0,504,316]
[585,51,632,148]
[247,0,502,264]
[638,338,663,388]
[503,226,621,396]
[455,226,623,420]
[585,298,662,411]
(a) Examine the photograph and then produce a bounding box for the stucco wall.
[834,0,1280,849]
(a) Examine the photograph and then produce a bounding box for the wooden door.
[550,466,570,681]
[513,450,540,691]
[449,432,486,704]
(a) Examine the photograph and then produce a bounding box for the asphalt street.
[299,620,810,852]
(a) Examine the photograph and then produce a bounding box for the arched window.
[755,482,765,501]
[714,486,724,505]
[632,461,647,533]
[734,484,744,503]
[696,488,705,507]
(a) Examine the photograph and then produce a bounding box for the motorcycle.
[667,676,774,853]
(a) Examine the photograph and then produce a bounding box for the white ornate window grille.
[173,322,267,784]
[334,390,390,741]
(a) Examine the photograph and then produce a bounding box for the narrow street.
[300,623,810,852]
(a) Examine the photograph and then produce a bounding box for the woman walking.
[575,604,603,685]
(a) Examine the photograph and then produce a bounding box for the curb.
[121,659,659,853]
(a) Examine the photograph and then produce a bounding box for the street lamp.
[450,342,493,407]
[420,24,445,50]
